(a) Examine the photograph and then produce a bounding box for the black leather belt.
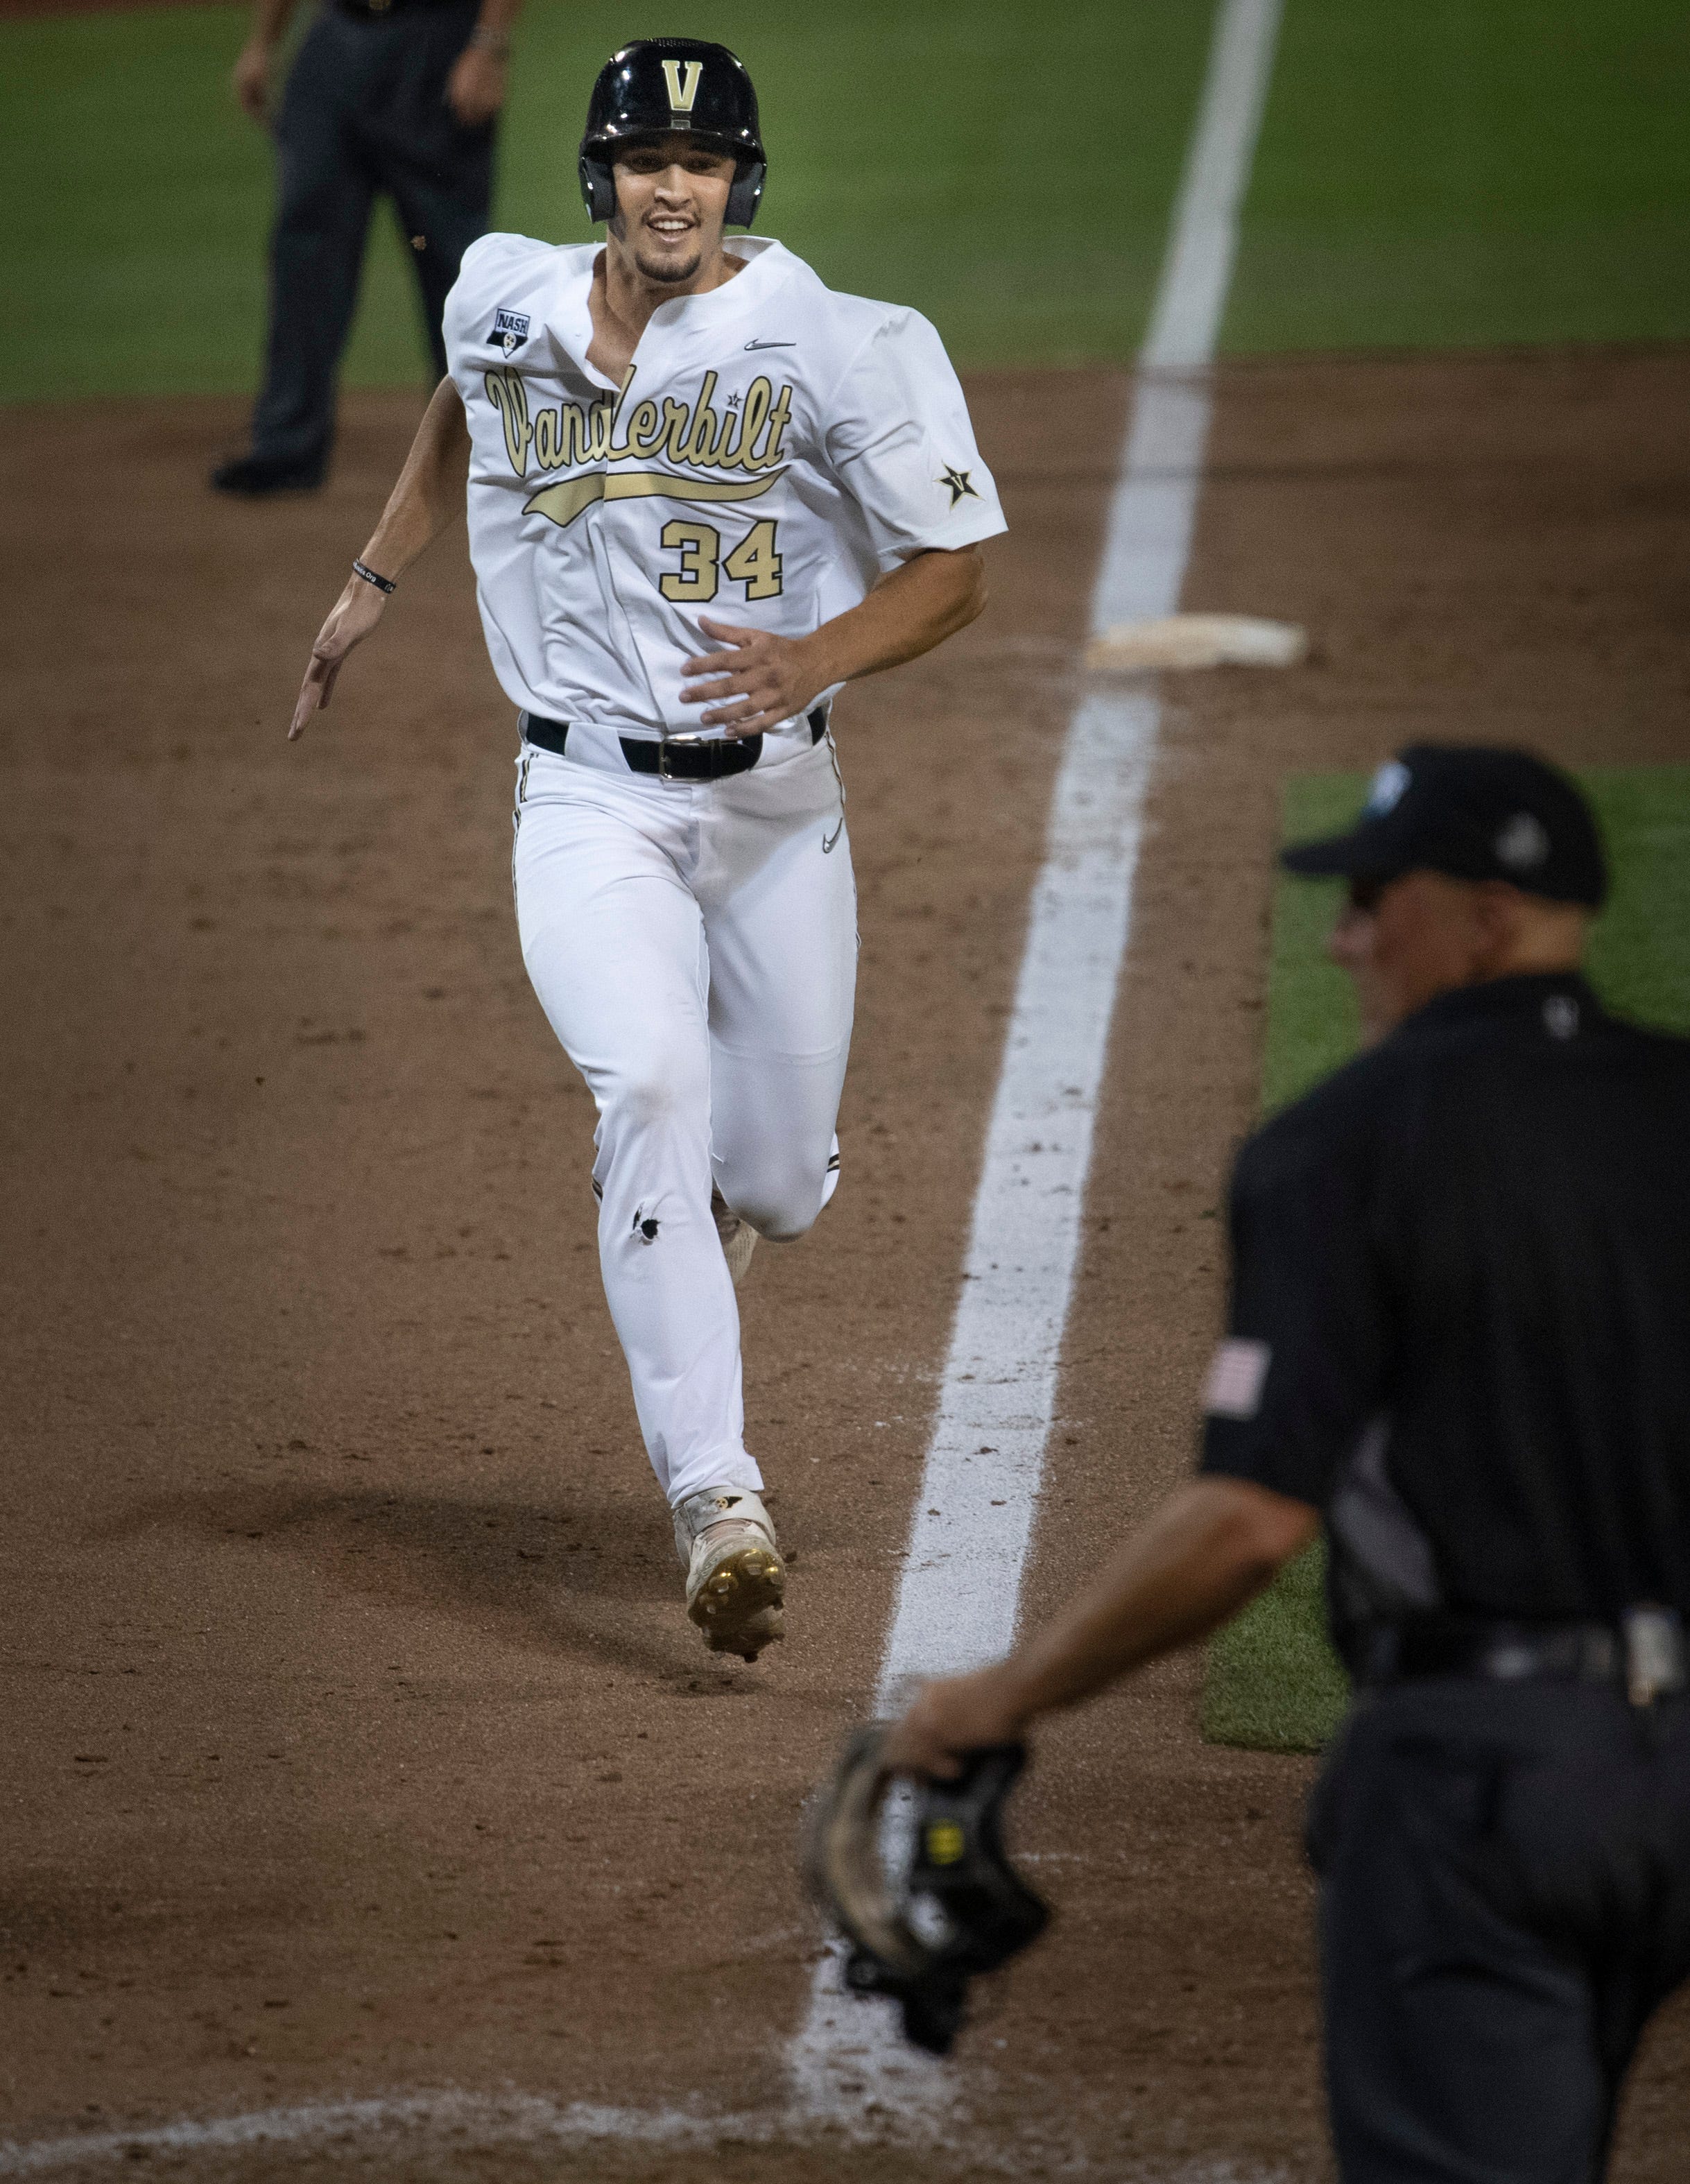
[520,710,827,780]
[1359,1610,1688,1707]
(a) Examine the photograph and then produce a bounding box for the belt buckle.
[657,734,709,782]
[1622,1606,1686,1708]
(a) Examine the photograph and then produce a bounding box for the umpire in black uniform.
[884,743,1690,2182]
[212,0,521,496]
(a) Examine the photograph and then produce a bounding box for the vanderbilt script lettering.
[483,366,793,482]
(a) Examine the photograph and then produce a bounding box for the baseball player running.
[289,39,1004,1661]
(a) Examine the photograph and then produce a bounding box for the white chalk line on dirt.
[0,5,1282,2178]
[0,2091,1284,2181]
[0,2096,729,2176]
[786,0,1285,2129]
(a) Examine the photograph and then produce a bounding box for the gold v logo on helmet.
[661,58,702,113]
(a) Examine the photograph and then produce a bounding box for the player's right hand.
[289,578,388,741]
[232,41,273,124]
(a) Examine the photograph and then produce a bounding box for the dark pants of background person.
[1310,1678,1690,2183]
[248,0,492,481]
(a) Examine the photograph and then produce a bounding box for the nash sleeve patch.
[1202,1338,1271,1420]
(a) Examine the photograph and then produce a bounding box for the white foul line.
[788,0,1285,2122]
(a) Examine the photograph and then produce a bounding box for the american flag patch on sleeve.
[1203,1338,1271,1420]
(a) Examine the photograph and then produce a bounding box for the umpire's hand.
[881,1663,1033,1780]
[231,39,273,124]
[447,44,509,128]
[289,578,388,740]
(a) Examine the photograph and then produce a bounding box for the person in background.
[212,0,522,496]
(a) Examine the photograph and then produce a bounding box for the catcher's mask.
[578,40,766,228]
[804,1725,1050,2056]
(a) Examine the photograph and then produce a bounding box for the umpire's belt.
[336,0,467,17]
[520,710,826,781]
[1359,1610,1689,1708]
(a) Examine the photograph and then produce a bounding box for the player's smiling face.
[611,135,739,285]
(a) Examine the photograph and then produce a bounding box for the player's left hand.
[878,1662,1032,1780]
[445,45,508,128]
[680,617,827,739]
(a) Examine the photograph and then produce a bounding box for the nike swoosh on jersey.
[523,466,786,529]
[745,340,796,351]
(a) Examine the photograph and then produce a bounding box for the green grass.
[1,0,1214,404]
[1229,0,1690,352]
[12,0,1690,406]
[1202,766,1690,1753]
[1200,1538,1349,1756]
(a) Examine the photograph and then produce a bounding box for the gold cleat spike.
[686,1539,784,1658]
[675,1485,786,1660]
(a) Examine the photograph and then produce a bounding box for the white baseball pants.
[512,723,856,1507]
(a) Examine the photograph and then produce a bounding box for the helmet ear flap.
[725,160,765,228]
[578,155,617,223]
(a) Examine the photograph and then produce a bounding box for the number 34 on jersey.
[660,517,782,604]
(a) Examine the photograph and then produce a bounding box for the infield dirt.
[1,347,1688,2178]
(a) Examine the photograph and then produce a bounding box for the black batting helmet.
[578,40,766,227]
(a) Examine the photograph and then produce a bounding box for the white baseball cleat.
[673,1484,785,1660]
[712,1186,759,1288]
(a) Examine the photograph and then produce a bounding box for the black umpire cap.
[1282,744,1608,909]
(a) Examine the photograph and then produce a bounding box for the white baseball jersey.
[442,234,1006,741]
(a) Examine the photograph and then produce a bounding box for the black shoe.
[209,453,325,497]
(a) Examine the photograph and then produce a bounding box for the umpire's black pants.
[1309,1679,1690,2183]
[249,0,492,478]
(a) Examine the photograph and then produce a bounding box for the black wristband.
[352,559,397,596]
